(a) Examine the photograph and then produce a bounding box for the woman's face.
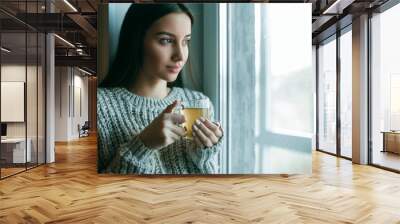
[141,12,192,83]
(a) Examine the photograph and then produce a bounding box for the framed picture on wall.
[1,81,25,122]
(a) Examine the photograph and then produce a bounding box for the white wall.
[1,65,26,81]
[55,67,68,141]
[72,73,89,138]
[55,67,89,141]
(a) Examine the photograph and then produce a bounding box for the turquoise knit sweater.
[97,87,222,174]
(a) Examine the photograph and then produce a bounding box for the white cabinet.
[1,138,31,163]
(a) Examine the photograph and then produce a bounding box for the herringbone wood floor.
[1,134,400,223]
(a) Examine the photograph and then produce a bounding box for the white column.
[352,14,369,164]
[45,0,56,163]
[46,32,55,163]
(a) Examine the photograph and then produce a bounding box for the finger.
[195,120,219,144]
[167,129,181,142]
[162,100,181,114]
[213,121,224,132]
[213,121,224,136]
[192,131,204,148]
[214,121,224,136]
[214,121,221,128]
[168,113,186,124]
[168,123,186,137]
[193,124,214,147]
[201,118,223,138]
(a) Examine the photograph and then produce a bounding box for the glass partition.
[1,30,28,177]
[0,1,46,179]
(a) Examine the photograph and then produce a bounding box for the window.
[317,36,337,155]
[220,3,312,173]
[340,28,352,158]
[371,3,400,171]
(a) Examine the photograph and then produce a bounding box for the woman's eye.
[184,39,191,45]
[160,38,173,45]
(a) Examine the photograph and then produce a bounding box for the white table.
[1,138,31,163]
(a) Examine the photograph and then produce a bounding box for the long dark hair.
[99,3,194,88]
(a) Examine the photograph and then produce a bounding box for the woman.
[97,3,224,174]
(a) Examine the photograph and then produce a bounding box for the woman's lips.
[167,66,181,73]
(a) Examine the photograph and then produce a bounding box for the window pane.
[226,4,312,173]
[266,6,313,135]
[371,3,400,171]
[340,29,352,158]
[318,37,337,154]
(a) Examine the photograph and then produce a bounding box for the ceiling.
[0,0,395,76]
[309,0,390,44]
[0,0,98,75]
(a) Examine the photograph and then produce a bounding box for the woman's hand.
[138,100,186,150]
[192,117,223,148]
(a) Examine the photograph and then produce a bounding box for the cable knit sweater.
[97,87,222,174]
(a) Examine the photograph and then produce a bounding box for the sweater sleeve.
[100,132,156,174]
[97,90,156,174]
[185,99,223,174]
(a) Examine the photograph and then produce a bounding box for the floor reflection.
[373,150,400,171]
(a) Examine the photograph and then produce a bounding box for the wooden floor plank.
[0,134,400,223]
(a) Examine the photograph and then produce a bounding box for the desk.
[382,131,400,154]
[1,138,31,163]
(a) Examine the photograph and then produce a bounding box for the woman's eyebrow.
[155,31,191,38]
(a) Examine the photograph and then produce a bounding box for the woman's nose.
[172,44,184,61]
